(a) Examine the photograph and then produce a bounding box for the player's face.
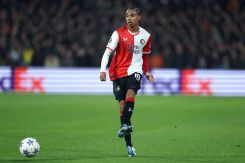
[126,9,141,27]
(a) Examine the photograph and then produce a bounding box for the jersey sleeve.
[106,31,119,51]
[100,48,112,72]
[142,53,149,74]
[100,31,119,72]
[143,35,152,54]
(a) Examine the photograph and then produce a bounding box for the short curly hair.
[127,6,141,15]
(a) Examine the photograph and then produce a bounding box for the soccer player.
[99,6,154,157]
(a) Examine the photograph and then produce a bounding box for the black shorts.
[113,72,142,101]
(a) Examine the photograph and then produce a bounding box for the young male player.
[99,6,154,157]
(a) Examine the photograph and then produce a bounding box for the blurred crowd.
[0,0,244,69]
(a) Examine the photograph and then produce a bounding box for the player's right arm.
[142,35,154,83]
[100,31,119,81]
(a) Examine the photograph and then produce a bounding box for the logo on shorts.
[116,86,120,91]
[140,39,145,45]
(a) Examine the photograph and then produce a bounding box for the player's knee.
[120,108,124,116]
[119,100,125,116]
[126,89,136,97]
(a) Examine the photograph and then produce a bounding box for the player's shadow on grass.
[1,153,133,162]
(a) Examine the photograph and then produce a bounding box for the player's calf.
[122,98,135,124]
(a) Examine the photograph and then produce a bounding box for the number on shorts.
[135,73,141,82]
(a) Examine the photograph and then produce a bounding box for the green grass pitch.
[0,94,245,163]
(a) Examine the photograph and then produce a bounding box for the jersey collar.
[126,25,140,36]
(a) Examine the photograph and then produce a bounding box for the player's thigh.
[113,77,127,101]
[126,72,142,94]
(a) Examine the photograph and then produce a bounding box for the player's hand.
[146,72,154,83]
[100,72,107,81]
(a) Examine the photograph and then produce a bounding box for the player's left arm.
[100,31,119,81]
[142,36,154,83]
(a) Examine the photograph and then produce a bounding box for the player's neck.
[128,26,139,34]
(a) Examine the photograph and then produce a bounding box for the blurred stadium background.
[0,0,244,69]
[0,0,245,162]
[0,0,244,95]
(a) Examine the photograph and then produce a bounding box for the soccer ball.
[19,137,40,158]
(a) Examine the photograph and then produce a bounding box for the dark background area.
[0,0,244,69]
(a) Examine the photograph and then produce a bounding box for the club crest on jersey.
[140,39,145,45]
